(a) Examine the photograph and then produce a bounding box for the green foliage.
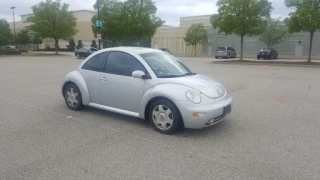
[184,23,208,56]
[0,19,13,47]
[259,18,289,49]
[211,0,273,60]
[76,40,84,49]
[27,0,78,54]
[91,40,97,48]
[16,30,31,45]
[285,0,320,62]
[91,0,163,46]
[0,48,21,55]
[66,39,76,51]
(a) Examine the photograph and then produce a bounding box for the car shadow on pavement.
[78,106,233,137]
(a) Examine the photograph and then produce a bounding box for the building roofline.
[20,9,96,17]
[180,14,213,19]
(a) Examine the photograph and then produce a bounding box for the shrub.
[0,48,22,55]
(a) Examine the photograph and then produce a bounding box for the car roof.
[99,46,163,55]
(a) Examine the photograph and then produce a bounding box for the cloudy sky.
[1,0,293,26]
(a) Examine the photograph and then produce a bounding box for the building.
[9,9,97,49]
[152,15,320,59]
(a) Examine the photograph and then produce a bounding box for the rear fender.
[61,70,90,105]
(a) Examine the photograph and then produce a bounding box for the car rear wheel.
[64,83,83,110]
[270,55,274,60]
[149,100,182,134]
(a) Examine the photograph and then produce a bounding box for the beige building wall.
[9,9,96,49]
[152,15,211,56]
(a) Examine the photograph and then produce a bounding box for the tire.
[257,57,260,60]
[149,100,182,134]
[76,53,81,59]
[63,83,83,111]
[234,54,237,58]
[227,54,230,59]
[215,56,218,59]
[270,55,274,60]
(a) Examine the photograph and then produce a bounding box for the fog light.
[193,112,206,117]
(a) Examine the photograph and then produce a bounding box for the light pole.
[97,0,101,50]
[10,6,17,49]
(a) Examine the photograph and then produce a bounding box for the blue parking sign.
[96,20,102,27]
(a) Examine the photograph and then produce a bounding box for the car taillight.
[266,51,270,54]
[223,50,227,52]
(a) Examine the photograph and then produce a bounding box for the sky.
[1,0,293,26]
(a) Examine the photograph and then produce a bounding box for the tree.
[91,0,163,46]
[285,0,320,63]
[259,18,289,49]
[0,19,13,48]
[91,40,97,48]
[66,39,76,51]
[184,23,208,56]
[16,30,31,46]
[76,40,84,49]
[211,0,273,60]
[27,0,78,54]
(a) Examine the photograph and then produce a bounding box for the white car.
[61,47,232,134]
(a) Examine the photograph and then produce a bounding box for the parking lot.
[0,55,319,180]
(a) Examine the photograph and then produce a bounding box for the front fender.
[138,83,197,119]
[61,70,90,105]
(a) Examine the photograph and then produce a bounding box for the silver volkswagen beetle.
[61,47,232,134]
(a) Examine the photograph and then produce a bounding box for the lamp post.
[10,6,17,49]
[97,0,101,50]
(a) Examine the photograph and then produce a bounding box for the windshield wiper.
[158,75,182,78]
[182,72,196,76]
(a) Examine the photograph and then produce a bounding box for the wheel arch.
[61,71,90,105]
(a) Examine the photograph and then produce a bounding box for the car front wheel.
[149,100,182,134]
[76,53,81,59]
[64,83,83,110]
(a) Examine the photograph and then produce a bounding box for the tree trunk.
[308,32,314,63]
[195,44,197,56]
[54,39,59,54]
[240,35,244,61]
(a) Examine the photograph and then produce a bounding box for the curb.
[212,61,320,67]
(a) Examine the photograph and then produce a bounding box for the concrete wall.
[204,27,320,58]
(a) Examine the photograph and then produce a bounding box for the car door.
[79,52,108,104]
[99,51,148,113]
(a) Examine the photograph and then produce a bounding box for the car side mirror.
[132,70,146,79]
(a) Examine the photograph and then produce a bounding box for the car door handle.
[100,77,107,81]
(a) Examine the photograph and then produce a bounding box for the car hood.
[157,74,226,99]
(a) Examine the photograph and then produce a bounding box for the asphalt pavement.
[0,55,319,180]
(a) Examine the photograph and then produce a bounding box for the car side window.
[105,51,147,77]
[82,52,108,72]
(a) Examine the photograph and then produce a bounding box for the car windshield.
[140,52,195,78]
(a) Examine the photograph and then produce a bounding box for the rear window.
[216,47,226,51]
[260,48,270,51]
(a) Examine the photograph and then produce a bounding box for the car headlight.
[186,90,202,104]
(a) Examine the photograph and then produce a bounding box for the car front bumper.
[174,93,232,129]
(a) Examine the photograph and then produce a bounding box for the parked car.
[158,48,172,54]
[257,48,278,60]
[214,47,236,59]
[62,47,232,134]
[75,47,99,59]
